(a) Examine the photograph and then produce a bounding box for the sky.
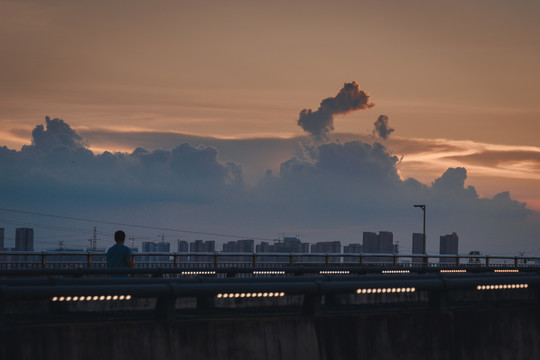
[0,0,539,255]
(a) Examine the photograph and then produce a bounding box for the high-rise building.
[362,231,396,264]
[155,241,170,253]
[311,241,341,263]
[177,240,189,262]
[343,243,362,263]
[254,236,310,263]
[177,240,189,252]
[440,232,459,264]
[379,232,394,254]
[222,239,254,262]
[190,240,215,263]
[362,232,378,254]
[0,228,4,251]
[412,233,425,264]
[141,241,157,263]
[15,228,34,251]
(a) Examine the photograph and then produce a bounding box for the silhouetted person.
[107,230,133,274]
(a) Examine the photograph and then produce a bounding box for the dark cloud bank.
[1,115,538,254]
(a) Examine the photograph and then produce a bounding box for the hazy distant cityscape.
[0,226,462,261]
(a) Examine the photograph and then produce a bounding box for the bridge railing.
[1,251,539,270]
[0,251,540,269]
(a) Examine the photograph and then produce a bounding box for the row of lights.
[217,292,285,298]
[356,287,416,294]
[181,271,216,275]
[476,284,528,291]
[382,270,410,274]
[440,269,467,273]
[253,271,286,275]
[494,269,519,273]
[51,295,132,302]
[320,270,350,274]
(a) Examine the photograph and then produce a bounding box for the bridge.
[1,253,540,359]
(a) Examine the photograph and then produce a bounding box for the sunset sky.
[1,0,539,254]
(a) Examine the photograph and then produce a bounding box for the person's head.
[114,230,126,244]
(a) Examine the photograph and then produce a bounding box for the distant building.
[440,232,459,264]
[0,228,4,251]
[177,240,189,262]
[255,236,310,263]
[362,232,378,254]
[255,241,271,253]
[190,240,215,263]
[343,243,362,253]
[311,241,341,263]
[343,243,362,263]
[412,233,425,264]
[222,239,254,263]
[141,241,156,263]
[379,232,394,254]
[141,241,171,263]
[177,240,189,252]
[15,228,34,251]
[362,231,397,264]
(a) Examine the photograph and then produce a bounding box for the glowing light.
[476,283,528,290]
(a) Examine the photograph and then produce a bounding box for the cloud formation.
[297,81,375,140]
[373,115,395,139]
[0,117,243,204]
[1,117,539,254]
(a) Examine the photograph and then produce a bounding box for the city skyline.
[0,0,539,255]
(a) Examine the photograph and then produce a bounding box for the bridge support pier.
[303,294,323,315]
[155,297,176,321]
[428,290,448,311]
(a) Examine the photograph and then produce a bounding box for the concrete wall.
[1,306,540,360]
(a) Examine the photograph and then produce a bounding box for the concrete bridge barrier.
[1,305,540,360]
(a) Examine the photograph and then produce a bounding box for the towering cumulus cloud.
[297,81,375,140]
[373,115,394,139]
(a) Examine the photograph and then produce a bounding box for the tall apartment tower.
[412,233,425,264]
[363,231,395,263]
[440,232,459,264]
[378,232,394,254]
[0,228,4,250]
[15,228,34,251]
[362,232,378,253]
[177,240,189,252]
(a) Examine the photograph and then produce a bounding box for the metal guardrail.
[1,251,539,269]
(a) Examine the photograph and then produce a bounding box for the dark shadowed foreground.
[1,306,539,360]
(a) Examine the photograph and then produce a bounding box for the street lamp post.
[414,204,426,257]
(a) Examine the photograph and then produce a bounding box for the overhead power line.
[0,207,275,242]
